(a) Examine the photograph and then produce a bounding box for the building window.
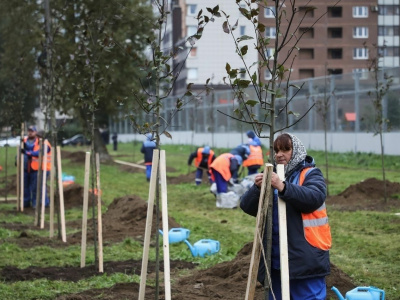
[328,48,343,59]
[264,69,272,80]
[265,27,276,38]
[327,6,342,18]
[240,68,246,79]
[298,6,314,18]
[264,6,276,18]
[328,27,343,38]
[378,46,400,57]
[299,48,314,59]
[187,26,197,37]
[378,26,400,36]
[187,68,198,80]
[299,27,314,38]
[299,69,314,79]
[240,26,246,35]
[353,6,368,18]
[327,69,343,75]
[379,5,400,16]
[187,4,197,16]
[353,27,369,38]
[189,47,197,57]
[353,68,369,80]
[265,48,275,59]
[353,48,368,59]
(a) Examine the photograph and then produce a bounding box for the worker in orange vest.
[188,146,215,185]
[209,153,243,194]
[240,133,331,299]
[243,130,264,175]
[22,126,51,208]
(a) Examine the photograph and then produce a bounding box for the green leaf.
[240,45,248,56]
[245,100,258,107]
[222,21,230,34]
[164,131,172,139]
[237,35,253,43]
[225,63,231,73]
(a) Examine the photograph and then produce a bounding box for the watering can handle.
[158,229,163,236]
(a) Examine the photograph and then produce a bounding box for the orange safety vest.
[210,153,234,181]
[194,148,215,168]
[242,145,263,167]
[24,137,52,171]
[299,167,332,251]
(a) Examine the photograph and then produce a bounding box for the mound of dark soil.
[1,259,196,283]
[168,171,198,185]
[67,194,181,244]
[328,178,400,211]
[51,242,355,299]
[63,151,87,163]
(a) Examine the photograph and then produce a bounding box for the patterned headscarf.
[284,133,307,176]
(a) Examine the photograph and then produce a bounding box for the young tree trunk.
[93,128,112,163]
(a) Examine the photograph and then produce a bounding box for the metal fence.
[110,67,400,134]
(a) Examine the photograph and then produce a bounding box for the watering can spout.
[331,286,345,300]
[184,239,197,256]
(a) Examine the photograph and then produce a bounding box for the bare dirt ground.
[1,150,399,300]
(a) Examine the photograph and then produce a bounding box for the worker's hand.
[25,151,32,157]
[271,172,285,192]
[254,173,263,187]
[20,149,26,154]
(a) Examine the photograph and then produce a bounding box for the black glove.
[21,149,26,154]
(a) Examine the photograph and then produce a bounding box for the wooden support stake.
[138,150,160,300]
[56,146,66,242]
[35,138,43,226]
[277,164,290,299]
[114,159,146,170]
[160,150,171,300]
[49,150,55,237]
[95,153,104,273]
[40,141,48,229]
[16,146,20,211]
[80,152,91,268]
[20,123,25,211]
[245,164,273,300]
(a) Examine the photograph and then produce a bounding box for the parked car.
[61,134,90,147]
[0,136,21,147]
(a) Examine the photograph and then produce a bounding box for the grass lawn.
[0,142,399,299]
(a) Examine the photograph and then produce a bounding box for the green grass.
[0,143,399,299]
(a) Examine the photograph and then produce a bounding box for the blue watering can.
[331,286,385,300]
[158,228,190,243]
[184,239,220,257]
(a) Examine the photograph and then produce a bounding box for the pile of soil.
[62,151,87,163]
[168,171,197,184]
[1,259,196,283]
[48,243,355,299]
[328,178,400,211]
[67,194,181,244]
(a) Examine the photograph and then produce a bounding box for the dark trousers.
[211,170,228,193]
[24,170,49,208]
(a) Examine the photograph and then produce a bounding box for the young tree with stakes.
[212,0,340,298]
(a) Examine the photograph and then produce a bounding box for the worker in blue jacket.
[240,133,331,300]
[140,133,156,181]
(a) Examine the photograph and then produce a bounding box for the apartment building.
[166,1,399,93]
[166,0,258,95]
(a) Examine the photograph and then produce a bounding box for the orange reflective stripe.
[242,145,263,167]
[299,167,332,250]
